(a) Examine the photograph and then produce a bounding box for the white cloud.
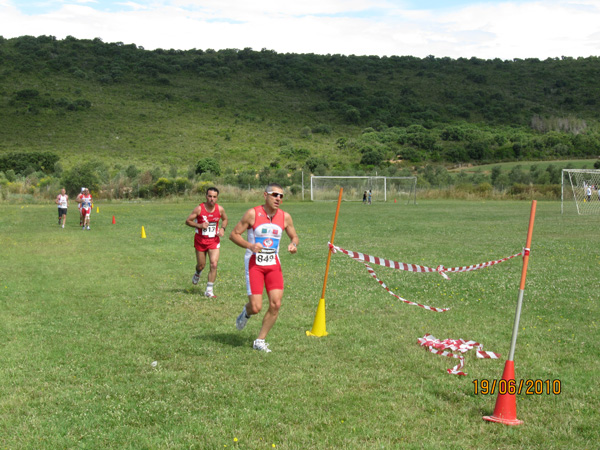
[1,0,599,59]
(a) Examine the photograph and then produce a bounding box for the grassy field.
[1,199,598,449]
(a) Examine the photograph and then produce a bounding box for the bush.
[61,163,100,195]
[125,164,140,179]
[175,177,191,193]
[195,158,221,176]
[305,156,329,172]
[153,178,173,197]
[5,170,16,182]
[0,151,60,175]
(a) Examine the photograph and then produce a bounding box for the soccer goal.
[310,176,417,203]
[561,169,600,215]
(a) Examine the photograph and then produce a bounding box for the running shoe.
[86,226,90,230]
[204,291,217,299]
[192,272,200,285]
[253,339,271,353]
[236,306,249,330]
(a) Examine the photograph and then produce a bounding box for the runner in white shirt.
[55,188,68,228]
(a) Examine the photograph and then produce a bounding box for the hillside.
[1,35,600,180]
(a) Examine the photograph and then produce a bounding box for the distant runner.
[78,188,92,230]
[76,187,85,226]
[185,187,228,298]
[55,188,68,228]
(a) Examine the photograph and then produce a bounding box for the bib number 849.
[256,249,276,266]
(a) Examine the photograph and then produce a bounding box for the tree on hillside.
[62,163,100,195]
[195,158,221,176]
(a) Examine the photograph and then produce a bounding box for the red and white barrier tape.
[329,243,524,280]
[417,334,501,376]
[365,263,449,312]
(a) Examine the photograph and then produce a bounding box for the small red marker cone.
[112,215,116,224]
[483,360,523,425]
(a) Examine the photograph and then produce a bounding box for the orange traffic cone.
[483,360,523,425]
[394,198,397,203]
[112,215,116,224]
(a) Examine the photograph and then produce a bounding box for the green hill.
[1,35,600,188]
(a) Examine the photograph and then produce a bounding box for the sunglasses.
[267,191,284,199]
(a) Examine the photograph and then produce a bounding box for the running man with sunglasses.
[229,183,299,352]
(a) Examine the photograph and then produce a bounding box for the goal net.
[562,169,600,215]
[310,176,417,203]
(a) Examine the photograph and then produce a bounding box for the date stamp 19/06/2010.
[473,379,561,395]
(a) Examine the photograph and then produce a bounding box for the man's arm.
[185,205,207,230]
[218,205,228,237]
[229,208,262,253]
[55,195,60,205]
[284,212,299,254]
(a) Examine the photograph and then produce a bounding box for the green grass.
[1,200,598,449]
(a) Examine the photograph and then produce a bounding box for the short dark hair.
[206,187,219,195]
[265,183,283,192]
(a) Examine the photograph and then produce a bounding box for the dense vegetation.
[1,35,599,199]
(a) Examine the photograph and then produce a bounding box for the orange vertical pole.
[306,188,343,337]
[484,200,537,426]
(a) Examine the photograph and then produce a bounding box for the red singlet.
[193,203,221,251]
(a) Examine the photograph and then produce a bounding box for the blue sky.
[2,1,600,59]
[14,0,501,15]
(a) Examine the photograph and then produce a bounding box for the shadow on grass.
[171,287,201,295]
[193,332,248,348]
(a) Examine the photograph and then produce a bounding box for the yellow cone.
[306,298,328,337]
[141,226,147,239]
[96,206,99,213]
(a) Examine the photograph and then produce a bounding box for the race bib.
[202,222,217,238]
[256,248,277,266]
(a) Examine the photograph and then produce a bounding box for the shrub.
[61,163,100,195]
[175,177,191,193]
[0,151,60,175]
[125,164,140,179]
[153,178,173,197]
[195,158,221,176]
[5,170,16,182]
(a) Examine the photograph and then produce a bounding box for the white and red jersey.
[81,194,92,211]
[245,206,285,267]
[195,202,222,245]
[57,194,68,209]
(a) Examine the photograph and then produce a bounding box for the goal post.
[310,176,417,204]
[561,169,600,215]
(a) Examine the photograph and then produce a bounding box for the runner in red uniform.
[230,183,299,352]
[78,188,92,230]
[185,187,228,298]
[76,187,85,226]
